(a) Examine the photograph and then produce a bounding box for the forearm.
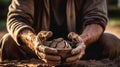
[7,0,34,46]
[80,24,103,46]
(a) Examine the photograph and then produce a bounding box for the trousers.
[0,33,120,61]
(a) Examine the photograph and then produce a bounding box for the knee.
[99,33,120,45]
[0,33,11,48]
[99,33,120,59]
[0,33,17,51]
[0,33,9,48]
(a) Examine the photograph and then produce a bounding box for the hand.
[64,32,86,64]
[20,30,61,66]
[33,31,61,66]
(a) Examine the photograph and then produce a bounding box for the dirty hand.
[65,32,86,64]
[32,31,61,66]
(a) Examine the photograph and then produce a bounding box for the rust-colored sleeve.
[7,0,34,45]
[82,0,108,30]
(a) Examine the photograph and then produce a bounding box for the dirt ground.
[0,58,119,67]
[0,26,120,67]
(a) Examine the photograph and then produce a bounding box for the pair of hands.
[32,31,86,66]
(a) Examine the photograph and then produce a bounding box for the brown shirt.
[7,0,108,45]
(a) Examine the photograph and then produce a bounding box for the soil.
[0,58,120,67]
[0,26,120,67]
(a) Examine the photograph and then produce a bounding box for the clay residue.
[0,59,120,67]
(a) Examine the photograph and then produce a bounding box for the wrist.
[79,34,89,45]
[19,29,37,49]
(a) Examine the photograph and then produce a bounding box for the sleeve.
[7,0,34,45]
[82,0,108,30]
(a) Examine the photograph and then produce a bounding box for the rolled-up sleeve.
[7,0,34,45]
[82,0,108,30]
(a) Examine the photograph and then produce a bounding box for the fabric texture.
[7,0,108,45]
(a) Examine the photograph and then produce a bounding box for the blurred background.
[0,0,120,38]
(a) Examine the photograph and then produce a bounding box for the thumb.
[71,42,86,55]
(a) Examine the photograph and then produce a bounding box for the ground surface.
[0,26,120,67]
[0,58,120,67]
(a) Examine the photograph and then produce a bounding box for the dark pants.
[0,33,120,61]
